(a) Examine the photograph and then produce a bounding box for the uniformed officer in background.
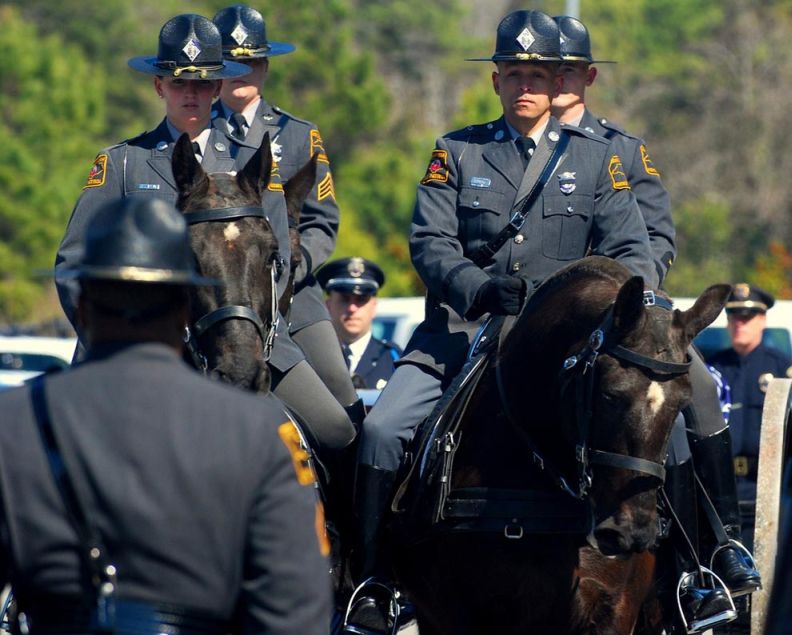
[317,257,401,391]
[211,5,365,428]
[707,284,792,550]
[344,10,657,632]
[2,197,331,633]
[550,17,761,622]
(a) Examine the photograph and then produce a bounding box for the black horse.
[171,133,315,392]
[391,257,730,634]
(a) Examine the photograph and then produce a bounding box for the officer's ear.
[586,65,598,87]
[492,68,501,96]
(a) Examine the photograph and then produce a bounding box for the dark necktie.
[192,141,202,160]
[342,344,353,370]
[230,112,247,141]
[515,137,535,171]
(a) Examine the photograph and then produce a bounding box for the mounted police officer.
[549,17,761,630]
[344,10,658,633]
[317,257,402,391]
[211,5,365,431]
[2,197,331,633]
[708,284,792,548]
[54,13,357,457]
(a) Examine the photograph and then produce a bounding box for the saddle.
[390,316,589,544]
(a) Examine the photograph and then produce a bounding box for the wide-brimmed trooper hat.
[128,13,250,79]
[316,257,385,296]
[553,16,616,64]
[466,10,562,63]
[213,5,295,60]
[57,198,220,286]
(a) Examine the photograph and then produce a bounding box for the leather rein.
[181,205,280,373]
[495,290,691,500]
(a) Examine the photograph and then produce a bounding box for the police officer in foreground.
[550,17,761,629]
[344,10,657,633]
[55,12,357,457]
[1,197,331,633]
[317,257,401,391]
[211,6,365,427]
[707,284,792,550]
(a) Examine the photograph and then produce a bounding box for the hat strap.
[228,46,268,57]
[154,61,224,78]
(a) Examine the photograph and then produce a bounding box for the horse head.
[172,132,280,392]
[497,256,729,556]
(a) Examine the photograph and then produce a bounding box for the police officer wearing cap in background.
[708,284,792,550]
[317,258,402,391]
[54,13,358,458]
[211,6,365,428]
[550,17,762,625]
[343,10,657,631]
[2,197,331,633]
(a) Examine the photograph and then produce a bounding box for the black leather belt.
[14,594,230,634]
[733,455,758,479]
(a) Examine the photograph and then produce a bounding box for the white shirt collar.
[504,119,548,149]
[347,331,372,373]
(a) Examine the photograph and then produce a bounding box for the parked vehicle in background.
[372,296,424,350]
[0,336,77,389]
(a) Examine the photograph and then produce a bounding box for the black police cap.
[553,16,616,64]
[213,5,295,60]
[57,198,219,286]
[726,283,775,315]
[128,14,250,79]
[467,10,562,63]
[316,258,385,296]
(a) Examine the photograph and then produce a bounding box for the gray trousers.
[359,362,445,471]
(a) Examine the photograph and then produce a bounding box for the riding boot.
[664,460,737,633]
[689,430,762,597]
[344,464,399,635]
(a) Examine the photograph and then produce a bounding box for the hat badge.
[516,28,535,51]
[348,257,365,278]
[231,24,249,46]
[734,283,750,300]
[182,39,201,62]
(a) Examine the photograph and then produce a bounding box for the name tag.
[470,177,491,188]
[138,184,160,190]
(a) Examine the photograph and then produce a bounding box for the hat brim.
[324,279,380,295]
[222,41,296,59]
[465,54,563,63]
[51,266,222,287]
[560,55,617,64]
[127,56,251,79]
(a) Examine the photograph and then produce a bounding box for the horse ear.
[611,276,646,337]
[172,133,208,194]
[283,153,319,227]
[674,283,731,341]
[237,132,273,197]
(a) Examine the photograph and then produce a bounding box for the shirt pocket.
[541,194,592,260]
[457,187,508,252]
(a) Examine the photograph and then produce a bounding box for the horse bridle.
[496,290,692,500]
[181,205,282,373]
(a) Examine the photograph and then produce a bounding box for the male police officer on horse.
[317,257,401,391]
[1,197,331,633]
[344,10,658,633]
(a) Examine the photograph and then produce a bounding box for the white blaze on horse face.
[224,222,241,242]
[646,381,666,415]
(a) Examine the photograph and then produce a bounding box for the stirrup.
[710,538,762,597]
[676,567,737,634]
[343,577,402,635]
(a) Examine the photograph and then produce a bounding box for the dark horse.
[392,257,730,635]
[170,133,315,391]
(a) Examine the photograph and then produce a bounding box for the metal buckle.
[504,522,524,540]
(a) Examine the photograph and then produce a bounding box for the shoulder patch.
[608,155,630,190]
[640,144,660,177]
[420,149,449,185]
[84,154,108,189]
[277,421,315,486]
[309,129,329,164]
[317,172,335,201]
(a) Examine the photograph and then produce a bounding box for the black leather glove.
[472,275,527,317]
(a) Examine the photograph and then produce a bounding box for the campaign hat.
[553,16,616,64]
[57,197,219,286]
[128,14,250,79]
[213,5,295,59]
[725,283,775,315]
[467,10,562,63]
[316,258,386,296]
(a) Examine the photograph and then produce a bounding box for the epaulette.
[596,117,642,143]
[445,119,499,142]
[559,122,609,144]
[382,340,402,360]
[271,104,314,127]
